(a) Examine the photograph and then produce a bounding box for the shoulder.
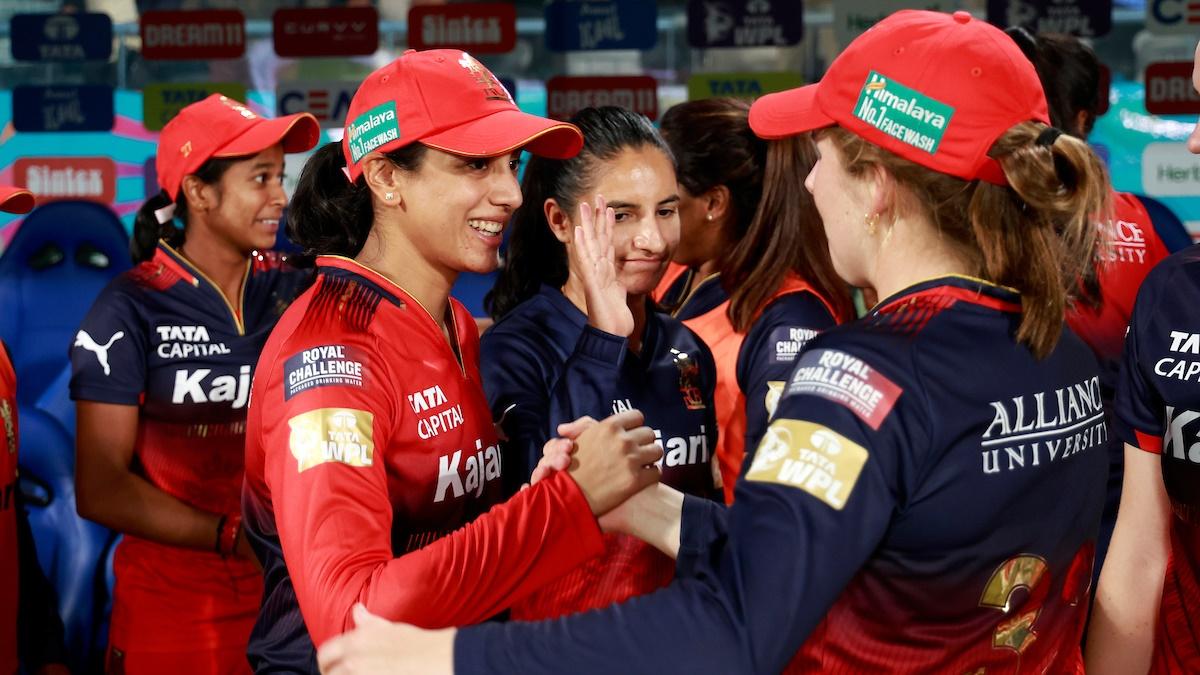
[1136,244,1200,309]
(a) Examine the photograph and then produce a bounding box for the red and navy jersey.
[243,257,605,673]
[68,242,308,651]
[1113,245,1200,672]
[658,267,840,502]
[455,276,1107,674]
[479,285,718,618]
[1,345,17,675]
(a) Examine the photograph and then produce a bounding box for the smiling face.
[203,144,288,254]
[568,146,680,296]
[395,148,523,275]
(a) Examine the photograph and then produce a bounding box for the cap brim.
[215,112,322,159]
[749,84,835,140]
[0,187,35,214]
[422,109,584,160]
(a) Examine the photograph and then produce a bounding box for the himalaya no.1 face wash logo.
[348,101,400,163]
[853,71,954,155]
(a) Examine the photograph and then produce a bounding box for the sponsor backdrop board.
[11,12,113,62]
[1145,62,1200,115]
[408,2,517,53]
[143,83,247,132]
[276,82,359,130]
[545,75,658,121]
[139,10,245,60]
[13,157,117,204]
[12,86,114,133]
[832,0,958,48]
[544,0,657,51]
[1146,0,1200,34]
[687,71,803,101]
[985,0,1113,37]
[272,7,380,58]
[686,0,803,48]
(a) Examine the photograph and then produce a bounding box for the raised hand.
[574,195,634,337]
[567,409,663,516]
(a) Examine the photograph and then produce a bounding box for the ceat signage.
[276,81,359,129]
[140,10,246,60]
[686,0,803,49]
[14,157,117,204]
[546,75,658,121]
[409,2,516,53]
[11,12,113,61]
[1147,0,1200,34]
[273,7,379,58]
[1146,61,1200,115]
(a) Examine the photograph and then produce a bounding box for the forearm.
[606,483,684,558]
[77,466,224,551]
[1085,534,1166,675]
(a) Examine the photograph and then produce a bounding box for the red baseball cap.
[341,49,584,181]
[749,10,1049,185]
[156,94,321,202]
[0,187,34,214]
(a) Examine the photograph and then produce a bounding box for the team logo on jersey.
[284,344,366,400]
[74,329,124,376]
[288,407,374,472]
[745,419,868,510]
[671,348,706,410]
[1,400,14,454]
[770,326,817,364]
[786,348,902,430]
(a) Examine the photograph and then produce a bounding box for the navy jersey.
[69,242,309,651]
[1113,245,1200,671]
[480,285,718,618]
[456,276,1107,674]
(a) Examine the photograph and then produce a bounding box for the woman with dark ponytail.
[242,53,669,673]
[657,98,852,503]
[478,106,719,621]
[70,94,319,674]
[316,12,1116,675]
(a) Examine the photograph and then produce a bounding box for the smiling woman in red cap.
[240,49,666,673]
[316,11,1115,675]
[69,95,320,674]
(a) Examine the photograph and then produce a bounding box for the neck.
[177,229,248,303]
[691,258,722,285]
[868,219,972,303]
[355,225,455,327]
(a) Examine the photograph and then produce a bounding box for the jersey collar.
[871,275,1021,316]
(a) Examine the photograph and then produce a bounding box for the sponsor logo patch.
[671,347,706,410]
[284,344,365,400]
[770,325,817,364]
[288,408,374,472]
[786,348,902,429]
[746,419,868,510]
[347,101,400,163]
[765,380,785,418]
[853,70,954,155]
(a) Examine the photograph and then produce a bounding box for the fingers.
[317,634,347,673]
[557,415,596,439]
[607,408,646,431]
[351,603,386,627]
[627,425,656,447]
[633,442,664,467]
[635,463,664,490]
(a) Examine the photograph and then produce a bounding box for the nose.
[491,164,523,211]
[632,212,667,255]
[270,178,288,207]
[1188,118,1200,155]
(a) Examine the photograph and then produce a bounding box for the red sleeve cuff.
[547,470,605,558]
[1134,429,1163,454]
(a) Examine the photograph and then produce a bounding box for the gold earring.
[864,212,880,235]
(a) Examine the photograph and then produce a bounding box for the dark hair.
[485,106,673,320]
[827,121,1109,359]
[660,98,766,256]
[724,134,854,331]
[1005,28,1102,138]
[131,157,238,263]
[287,141,427,259]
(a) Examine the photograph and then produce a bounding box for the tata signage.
[11,13,112,61]
[409,3,516,53]
[143,82,247,132]
[1146,62,1200,115]
[273,7,379,57]
[546,76,657,121]
[687,72,803,101]
[12,85,114,132]
[1147,0,1200,34]
[14,157,116,204]
[277,82,358,129]
[545,0,657,51]
[687,0,802,48]
[986,0,1112,37]
[140,10,245,60]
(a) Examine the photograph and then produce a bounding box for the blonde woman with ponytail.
[317,11,1113,674]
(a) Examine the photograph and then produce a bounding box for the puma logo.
[75,330,124,376]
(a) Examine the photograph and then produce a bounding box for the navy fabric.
[1140,194,1193,253]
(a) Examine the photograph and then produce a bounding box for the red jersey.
[0,347,18,675]
[242,256,604,672]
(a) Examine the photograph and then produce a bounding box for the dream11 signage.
[139,10,246,60]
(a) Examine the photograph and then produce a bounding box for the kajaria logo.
[289,407,374,472]
[745,419,868,510]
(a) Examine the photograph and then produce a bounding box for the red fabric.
[0,350,17,675]
[679,273,838,503]
[1150,523,1200,673]
[1067,192,1172,364]
[105,641,252,675]
[245,256,605,648]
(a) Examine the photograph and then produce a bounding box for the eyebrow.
[248,162,280,171]
[658,195,680,205]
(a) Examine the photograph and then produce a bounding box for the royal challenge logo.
[853,71,954,155]
[348,101,400,163]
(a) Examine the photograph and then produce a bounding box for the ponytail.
[132,190,184,263]
[288,141,425,259]
[826,122,1109,359]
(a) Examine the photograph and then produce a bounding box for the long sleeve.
[15,491,67,671]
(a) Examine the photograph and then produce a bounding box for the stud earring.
[864,212,880,235]
[384,192,395,201]
[706,214,714,221]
